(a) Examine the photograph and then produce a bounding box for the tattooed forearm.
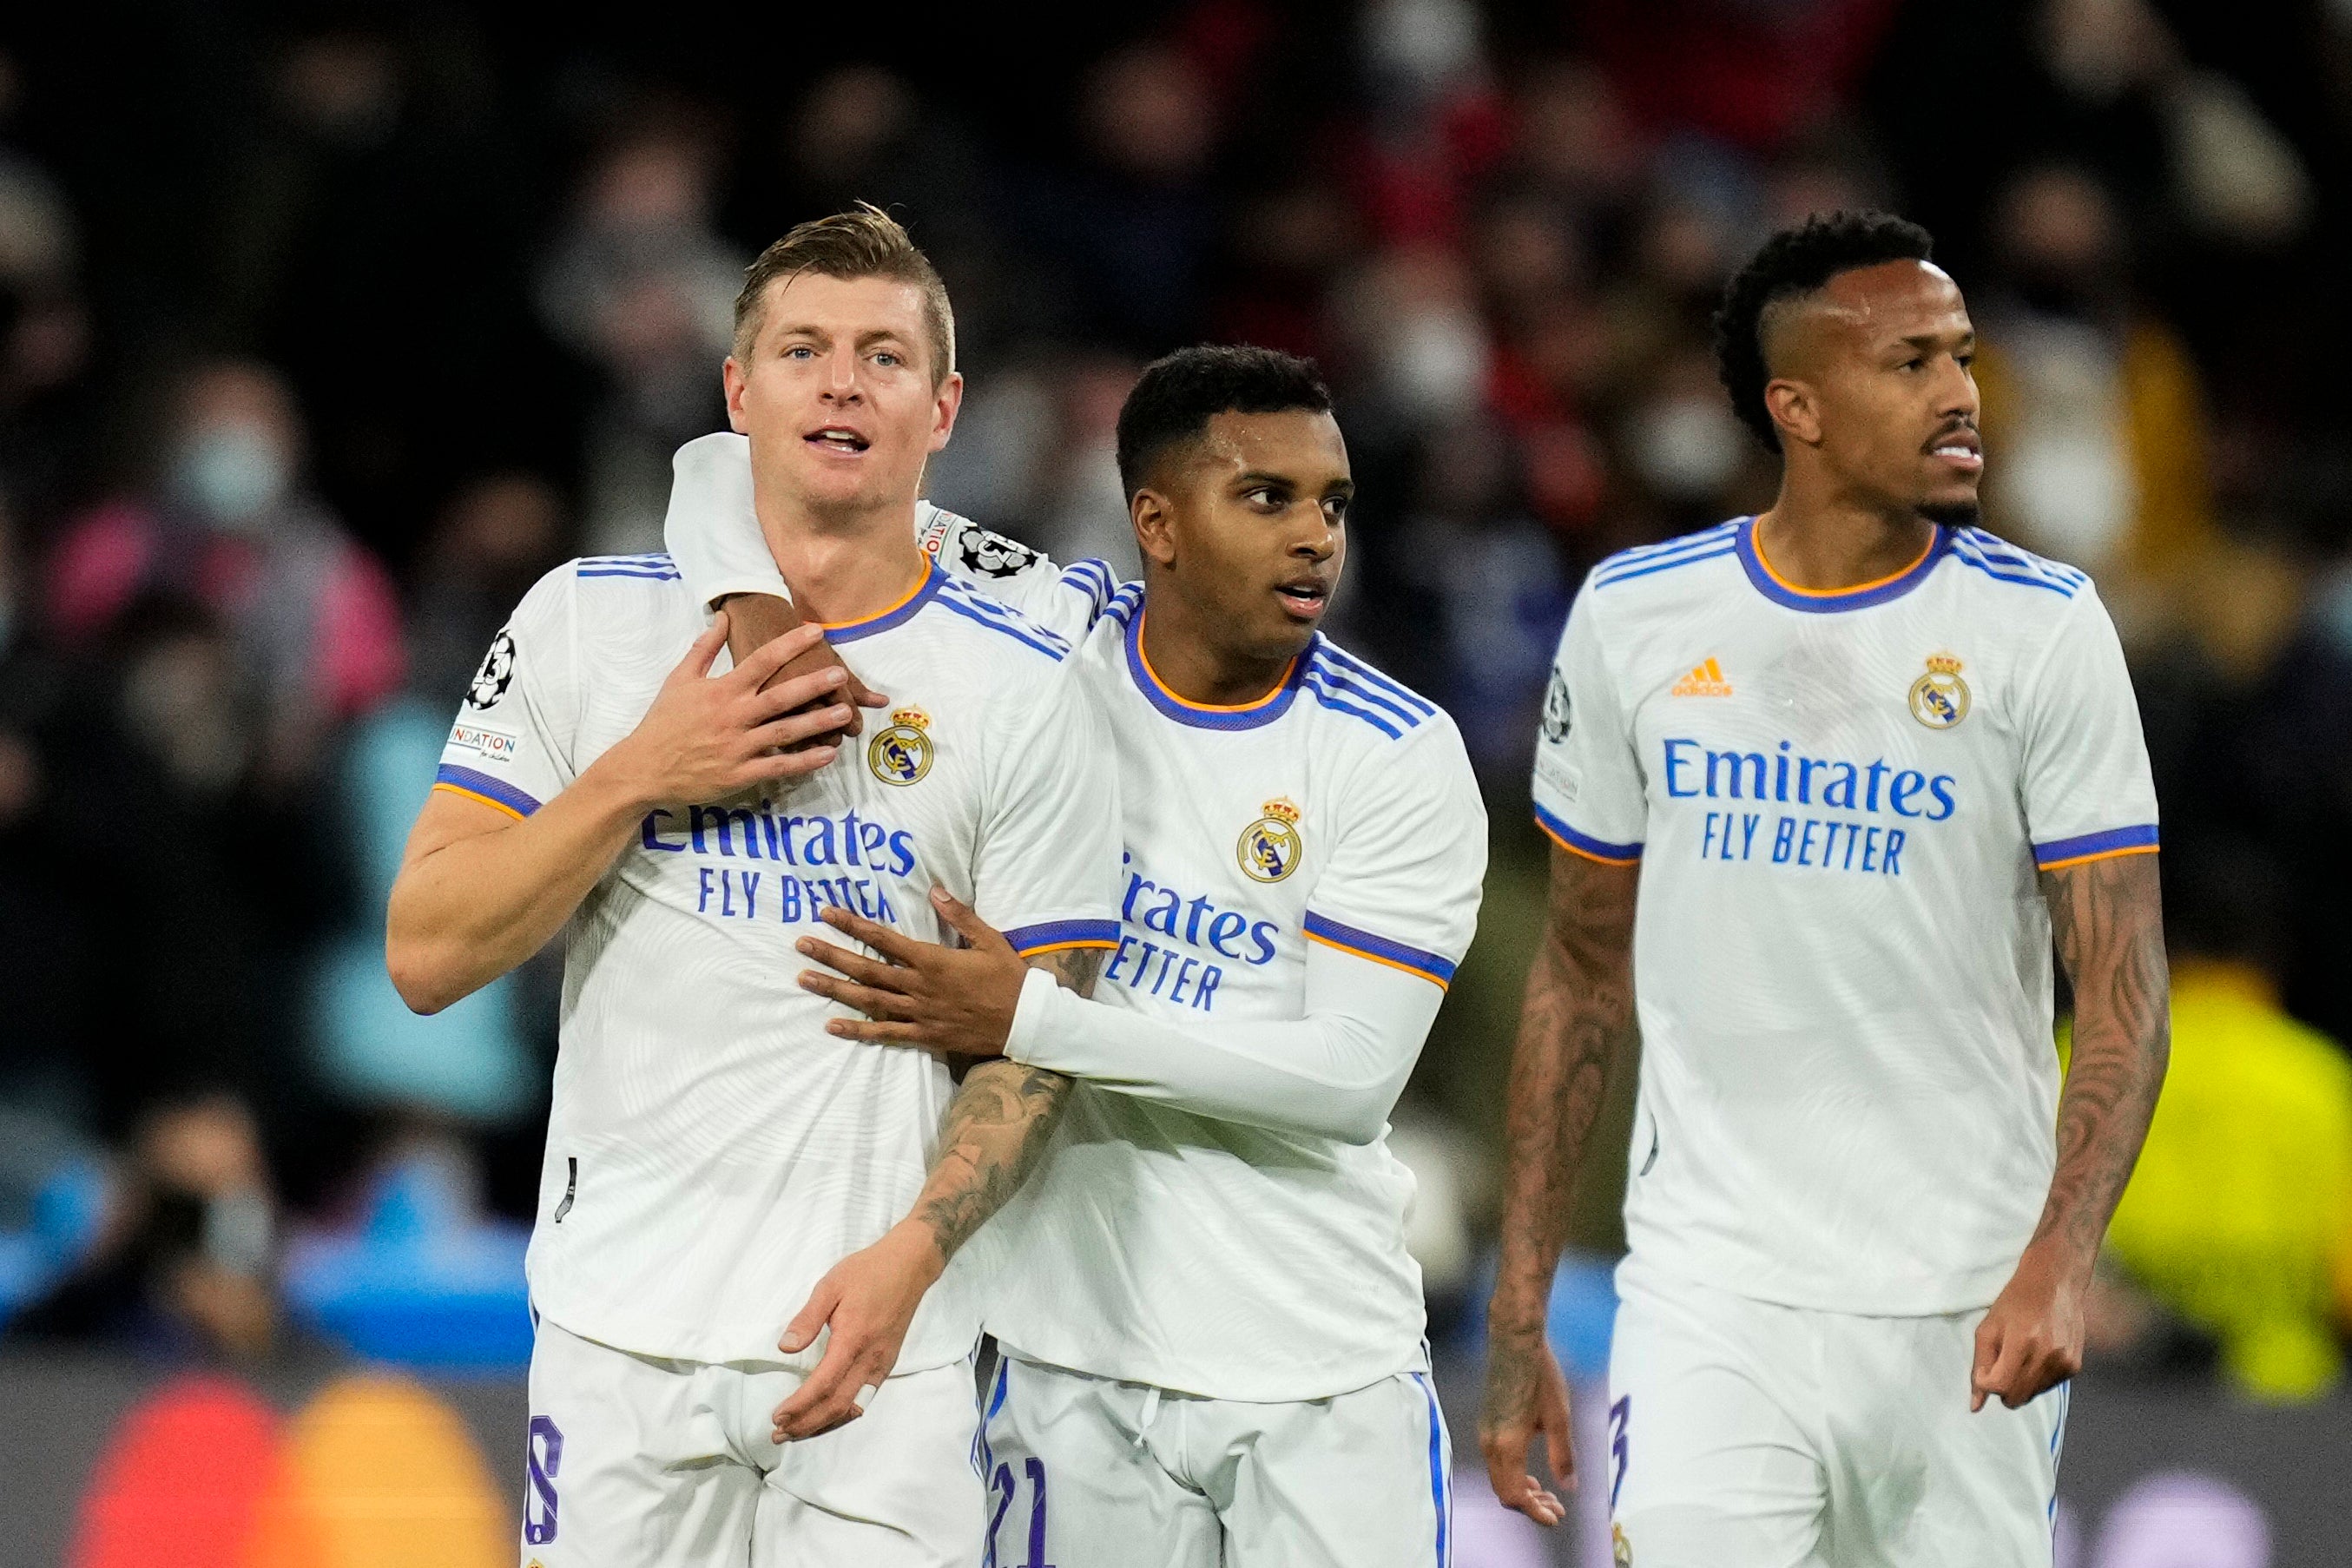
[1487,848,1641,1372]
[1026,945,1104,998]
[913,1059,1071,1258]
[906,947,1097,1260]
[2033,850,2169,1268]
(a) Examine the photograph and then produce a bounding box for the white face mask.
[175,424,289,532]
[1629,392,1746,501]
[1381,305,1489,418]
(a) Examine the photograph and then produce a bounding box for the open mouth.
[1273,579,1330,619]
[805,425,871,454]
[1927,431,1982,473]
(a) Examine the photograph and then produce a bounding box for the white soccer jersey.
[981,583,1485,1400]
[433,550,1121,1369]
[664,433,1488,1401]
[1534,517,2159,1315]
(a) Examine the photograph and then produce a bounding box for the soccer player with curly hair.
[1481,212,2169,1566]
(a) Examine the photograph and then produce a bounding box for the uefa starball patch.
[1540,667,1572,743]
[467,629,517,710]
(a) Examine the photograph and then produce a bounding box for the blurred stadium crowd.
[0,0,2350,1401]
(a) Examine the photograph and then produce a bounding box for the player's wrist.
[2018,1231,2097,1288]
[884,1216,950,1281]
[578,739,667,817]
[1486,1298,1552,1348]
[1487,1254,1559,1333]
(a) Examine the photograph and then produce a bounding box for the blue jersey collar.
[817,560,945,642]
[1123,608,1304,730]
[1735,516,1948,613]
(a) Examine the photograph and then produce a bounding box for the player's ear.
[927,371,964,453]
[1765,377,1822,448]
[1131,487,1178,569]
[723,358,751,435]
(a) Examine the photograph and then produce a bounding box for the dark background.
[0,0,2349,1558]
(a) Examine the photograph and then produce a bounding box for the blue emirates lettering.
[1700,810,1905,877]
[1663,737,1954,820]
[656,802,917,927]
[642,804,919,875]
[1104,852,1278,1012]
[1669,735,1943,880]
[693,865,902,926]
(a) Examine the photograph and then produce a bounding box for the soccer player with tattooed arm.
[386,207,1118,1568]
[1479,213,2169,1567]
[667,344,1486,1568]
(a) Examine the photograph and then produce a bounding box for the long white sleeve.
[1005,942,1445,1145]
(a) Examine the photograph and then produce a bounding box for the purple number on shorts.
[1022,1456,1051,1568]
[983,1450,1051,1566]
[525,1415,563,1545]
[1608,1395,1631,1512]
[986,1462,1017,1568]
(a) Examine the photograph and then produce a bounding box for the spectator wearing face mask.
[43,358,405,788]
[1969,166,2216,645]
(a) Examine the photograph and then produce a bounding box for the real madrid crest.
[1907,652,1969,729]
[868,707,935,785]
[1237,796,1304,883]
[1612,1522,1634,1566]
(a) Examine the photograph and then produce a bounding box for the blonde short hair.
[731,203,955,383]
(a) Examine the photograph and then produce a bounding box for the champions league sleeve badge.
[954,528,1043,579]
[1907,652,1970,729]
[1540,666,1572,744]
[465,629,517,711]
[868,707,935,785]
[1237,796,1304,882]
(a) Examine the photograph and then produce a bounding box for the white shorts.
[1606,1270,2068,1568]
[518,1316,985,1568]
[975,1352,1453,1568]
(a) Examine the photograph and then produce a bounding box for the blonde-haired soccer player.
[387,207,1119,1568]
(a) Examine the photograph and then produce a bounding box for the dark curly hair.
[1713,211,1936,451]
[1115,345,1333,498]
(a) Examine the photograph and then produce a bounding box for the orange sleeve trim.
[1536,818,1640,866]
[1302,930,1453,991]
[431,781,527,822]
[2036,844,2160,873]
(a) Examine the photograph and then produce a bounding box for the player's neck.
[1753,479,1939,592]
[754,489,927,627]
[1137,593,1298,708]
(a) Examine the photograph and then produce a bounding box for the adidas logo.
[1670,657,1733,697]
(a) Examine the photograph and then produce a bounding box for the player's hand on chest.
[620,675,978,938]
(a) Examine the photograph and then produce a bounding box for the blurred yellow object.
[1973,321,2223,658]
[2077,961,2352,1401]
[241,1372,509,1568]
[1974,320,2214,582]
